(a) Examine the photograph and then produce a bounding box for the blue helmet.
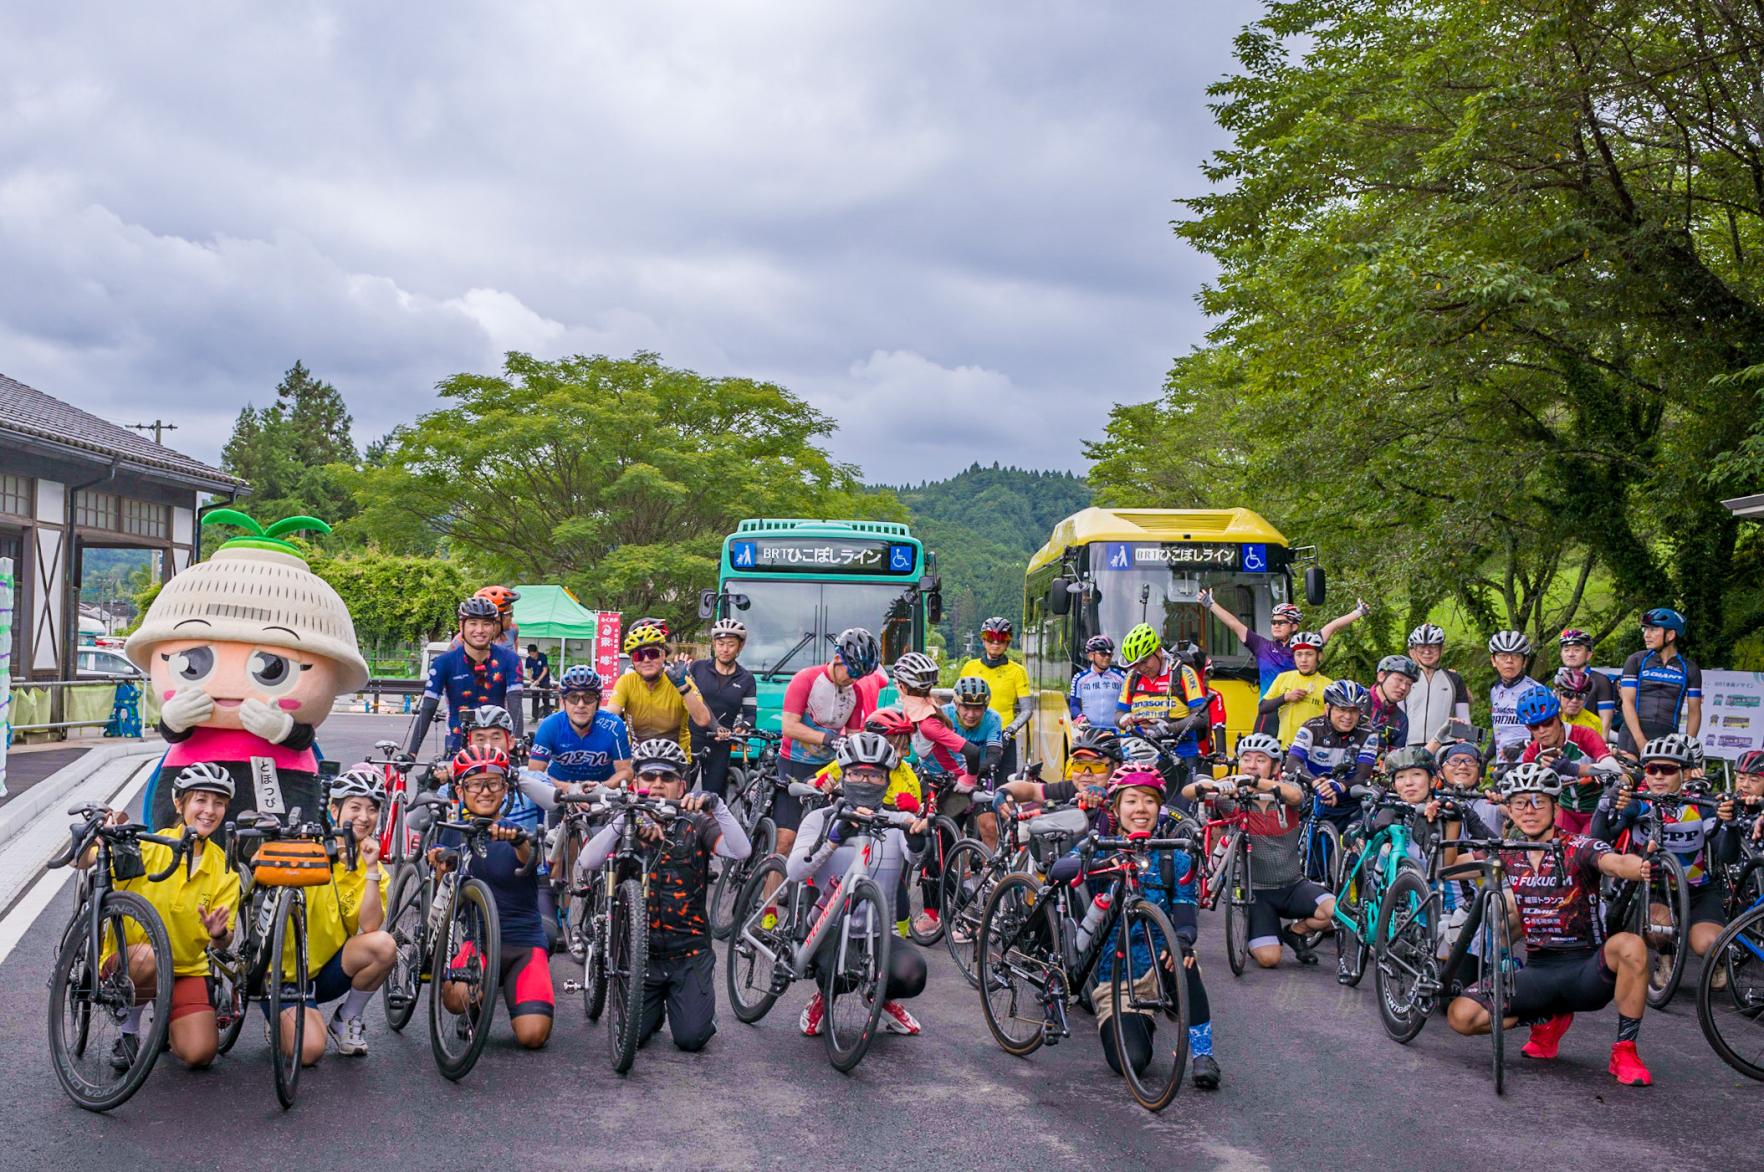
[1641,607,1686,636]
[1513,686,1560,727]
[558,665,603,695]
[1323,679,1369,709]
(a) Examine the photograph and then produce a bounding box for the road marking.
[0,759,155,967]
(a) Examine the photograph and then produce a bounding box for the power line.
[123,420,179,446]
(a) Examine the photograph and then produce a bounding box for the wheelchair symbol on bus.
[889,545,913,572]
[1241,543,1267,572]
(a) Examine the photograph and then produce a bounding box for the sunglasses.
[957,701,988,711]
[1643,764,1681,777]
[632,647,665,662]
[1066,759,1111,777]
[1524,719,1557,730]
[638,769,682,785]
[1505,793,1549,810]
[563,692,600,704]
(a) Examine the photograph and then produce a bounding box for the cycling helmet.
[557,665,603,695]
[623,622,668,654]
[1512,687,1561,727]
[1084,635,1115,656]
[1488,630,1531,655]
[1120,623,1162,664]
[864,707,914,737]
[173,760,235,798]
[835,628,881,678]
[475,585,520,614]
[1323,679,1370,709]
[632,738,689,774]
[452,746,510,780]
[1234,732,1283,762]
[980,616,1014,640]
[891,651,939,691]
[1069,724,1122,761]
[836,731,899,772]
[1407,623,1446,647]
[1385,745,1437,776]
[1639,733,1694,767]
[952,675,992,706]
[1641,607,1686,636]
[1684,735,1706,769]
[1498,761,1562,798]
[1271,603,1304,625]
[1107,767,1165,800]
[1737,748,1764,775]
[463,704,515,734]
[1377,654,1420,681]
[458,596,502,625]
[1557,628,1592,648]
[1551,666,1592,696]
[709,617,748,641]
[1289,630,1325,650]
[1118,736,1161,767]
[329,766,387,806]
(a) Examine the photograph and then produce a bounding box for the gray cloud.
[0,1,1257,481]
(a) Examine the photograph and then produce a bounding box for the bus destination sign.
[730,537,917,575]
[1101,542,1274,573]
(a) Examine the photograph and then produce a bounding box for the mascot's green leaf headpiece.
[201,508,333,553]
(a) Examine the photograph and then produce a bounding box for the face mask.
[842,781,888,809]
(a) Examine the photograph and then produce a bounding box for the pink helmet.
[1107,767,1165,800]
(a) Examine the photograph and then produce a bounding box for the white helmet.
[173,760,235,798]
[710,617,747,641]
[1407,623,1445,647]
[1497,761,1561,798]
[891,652,939,691]
[329,766,387,806]
[1235,733,1283,761]
[1488,630,1531,656]
[632,738,689,774]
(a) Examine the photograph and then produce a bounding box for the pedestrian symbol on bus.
[1242,543,1267,572]
[889,544,913,572]
[1106,543,1132,570]
[732,541,756,568]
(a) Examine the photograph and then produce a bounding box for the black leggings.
[814,925,926,1001]
[1100,950,1210,1076]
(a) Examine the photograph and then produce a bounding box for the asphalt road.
[0,714,1754,1171]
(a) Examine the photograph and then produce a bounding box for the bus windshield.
[823,581,918,666]
[1092,567,1285,663]
[733,579,919,680]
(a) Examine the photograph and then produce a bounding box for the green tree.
[1092,0,1764,663]
[221,361,359,540]
[351,351,904,633]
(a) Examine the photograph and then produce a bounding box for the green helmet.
[1120,623,1162,665]
[1386,745,1437,776]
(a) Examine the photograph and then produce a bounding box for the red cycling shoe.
[1522,1013,1573,1060]
[1608,1040,1653,1086]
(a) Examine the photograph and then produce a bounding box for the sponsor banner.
[595,611,622,686]
[1701,671,1764,759]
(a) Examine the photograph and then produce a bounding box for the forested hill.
[880,463,1091,650]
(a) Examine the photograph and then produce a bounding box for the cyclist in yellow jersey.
[1261,631,1332,746]
[1553,667,1603,733]
[606,620,712,758]
[279,767,397,1063]
[91,762,240,1072]
[958,616,1033,779]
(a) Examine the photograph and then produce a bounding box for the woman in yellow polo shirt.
[92,762,240,1072]
[277,767,397,1066]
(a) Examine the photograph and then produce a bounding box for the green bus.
[699,518,942,732]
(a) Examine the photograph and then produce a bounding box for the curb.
[0,743,163,849]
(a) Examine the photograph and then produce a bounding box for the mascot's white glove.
[160,688,215,734]
[239,697,296,744]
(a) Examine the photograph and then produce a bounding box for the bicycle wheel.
[268,892,309,1110]
[581,878,608,1021]
[822,875,891,1073]
[1642,852,1690,1008]
[976,873,1056,1057]
[710,817,774,940]
[1485,892,1513,1095]
[1697,902,1764,1080]
[1374,869,1437,1043]
[1224,837,1251,977]
[556,825,590,962]
[907,819,961,947]
[47,892,172,1113]
[429,878,501,1082]
[1334,857,1370,988]
[1108,901,1191,1112]
[382,866,426,1031]
[726,855,791,1024]
[940,840,990,987]
[212,955,246,1056]
[608,876,647,1074]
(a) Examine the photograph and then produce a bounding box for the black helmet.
[981,616,1014,640]
[458,596,502,625]
[1069,725,1122,761]
[835,628,880,678]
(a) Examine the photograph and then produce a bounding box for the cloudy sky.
[1,1,1258,483]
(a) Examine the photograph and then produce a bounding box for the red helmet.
[864,706,914,737]
[451,746,510,780]
[1737,749,1764,776]
[475,585,520,615]
[1107,767,1165,800]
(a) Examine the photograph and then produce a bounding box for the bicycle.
[558,786,682,1074]
[724,783,915,1073]
[1696,812,1764,1081]
[1294,762,1356,895]
[904,767,995,950]
[938,790,1089,986]
[977,825,1196,1111]
[1600,785,1695,1008]
[708,728,782,940]
[379,791,453,1032]
[44,806,190,1113]
[424,810,538,1081]
[208,806,355,1109]
[1187,775,1274,977]
[1331,784,1429,989]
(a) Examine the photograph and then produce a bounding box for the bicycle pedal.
[562,980,583,993]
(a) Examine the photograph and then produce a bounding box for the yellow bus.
[1021,507,1325,771]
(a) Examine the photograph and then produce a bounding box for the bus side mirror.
[730,593,750,611]
[1048,578,1072,616]
[1304,566,1327,607]
[919,575,943,625]
[698,590,716,620]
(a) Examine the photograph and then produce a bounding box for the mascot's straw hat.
[124,511,369,692]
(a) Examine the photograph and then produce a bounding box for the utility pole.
[124,420,178,446]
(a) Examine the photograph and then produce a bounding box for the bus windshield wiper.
[761,631,818,681]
